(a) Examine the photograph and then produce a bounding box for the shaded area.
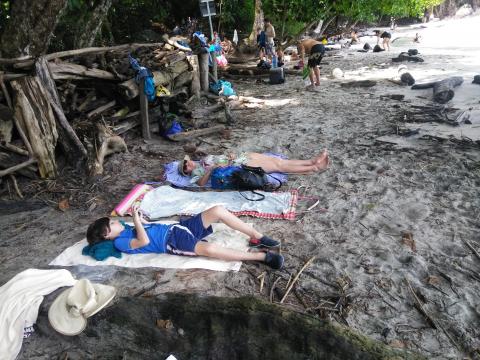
[24,294,422,359]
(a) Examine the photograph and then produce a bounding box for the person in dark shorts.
[298,39,326,87]
[374,30,391,51]
[86,205,284,269]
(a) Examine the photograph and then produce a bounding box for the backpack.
[211,165,282,201]
[211,166,241,190]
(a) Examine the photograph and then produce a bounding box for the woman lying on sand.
[179,150,330,186]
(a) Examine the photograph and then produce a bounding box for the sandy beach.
[1,14,479,358]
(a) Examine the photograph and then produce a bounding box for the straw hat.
[48,279,116,336]
[178,155,190,176]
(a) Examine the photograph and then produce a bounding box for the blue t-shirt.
[113,223,172,254]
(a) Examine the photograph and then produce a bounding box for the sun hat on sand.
[48,279,116,336]
[178,155,190,176]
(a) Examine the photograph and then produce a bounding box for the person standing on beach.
[298,38,325,88]
[374,30,391,51]
[264,18,276,61]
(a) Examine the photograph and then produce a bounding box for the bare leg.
[308,68,315,86]
[195,242,266,261]
[246,152,329,174]
[201,205,263,239]
[313,66,321,86]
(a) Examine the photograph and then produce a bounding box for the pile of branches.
[0,41,197,185]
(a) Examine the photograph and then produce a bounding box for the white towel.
[49,223,249,272]
[140,185,292,219]
[0,269,76,360]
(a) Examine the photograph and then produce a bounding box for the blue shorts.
[166,213,213,256]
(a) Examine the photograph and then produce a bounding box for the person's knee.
[195,242,214,257]
[209,205,226,215]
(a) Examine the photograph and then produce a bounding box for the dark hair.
[264,18,270,23]
[86,217,110,245]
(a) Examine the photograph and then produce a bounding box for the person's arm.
[196,165,218,186]
[129,205,150,249]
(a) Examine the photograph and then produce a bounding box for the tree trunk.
[0,0,68,58]
[74,0,113,49]
[249,0,264,45]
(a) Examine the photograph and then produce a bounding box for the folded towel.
[82,241,122,261]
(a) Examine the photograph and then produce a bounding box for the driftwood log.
[35,58,88,164]
[118,60,189,99]
[89,124,127,176]
[11,76,58,178]
[49,61,117,81]
[411,76,464,104]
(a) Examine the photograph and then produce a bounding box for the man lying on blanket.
[87,205,284,269]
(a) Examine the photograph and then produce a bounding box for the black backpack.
[231,165,282,201]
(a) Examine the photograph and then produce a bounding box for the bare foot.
[315,82,320,86]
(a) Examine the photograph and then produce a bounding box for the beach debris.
[280,256,316,304]
[472,75,480,84]
[411,76,464,104]
[332,68,344,79]
[400,72,415,86]
[156,319,174,329]
[373,45,384,53]
[340,80,376,88]
[58,198,70,212]
[401,231,416,252]
[460,238,480,261]
[392,52,424,63]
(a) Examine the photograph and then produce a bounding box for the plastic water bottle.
[272,55,278,68]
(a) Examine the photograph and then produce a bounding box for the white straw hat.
[48,279,116,336]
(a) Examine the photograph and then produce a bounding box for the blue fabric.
[257,31,266,47]
[166,214,213,253]
[129,54,155,102]
[166,120,183,136]
[193,32,208,47]
[209,80,236,96]
[113,223,172,254]
[211,165,241,189]
[82,241,122,261]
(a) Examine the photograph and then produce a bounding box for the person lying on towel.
[180,150,330,186]
[87,205,284,269]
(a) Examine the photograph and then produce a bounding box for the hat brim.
[48,288,87,336]
[48,283,116,336]
[178,155,190,176]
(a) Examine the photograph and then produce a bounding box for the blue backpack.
[210,166,241,190]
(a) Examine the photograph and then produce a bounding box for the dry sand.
[1,15,479,359]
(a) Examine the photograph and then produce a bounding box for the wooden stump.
[89,124,127,176]
[187,55,201,99]
[433,76,464,104]
[11,77,58,178]
[198,52,209,92]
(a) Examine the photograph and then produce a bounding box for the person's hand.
[132,204,149,224]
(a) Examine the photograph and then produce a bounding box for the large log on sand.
[11,77,58,178]
[411,76,464,104]
[118,60,189,99]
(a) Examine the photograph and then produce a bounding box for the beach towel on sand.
[139,185,297,220]
[49,222,249,272]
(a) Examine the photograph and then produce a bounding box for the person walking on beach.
[297,38,326,88]
[374,30,391,51]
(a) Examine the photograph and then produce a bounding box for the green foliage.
[219,0,254,37]
[0,0,10,32]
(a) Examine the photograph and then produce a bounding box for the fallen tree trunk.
[118,60,189,99]
[412,76,464,104]
[11,77,58,178]
[0,151,37,178]
[4,43,164,68]
[433,76,464,104]
[49,61,116,80]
